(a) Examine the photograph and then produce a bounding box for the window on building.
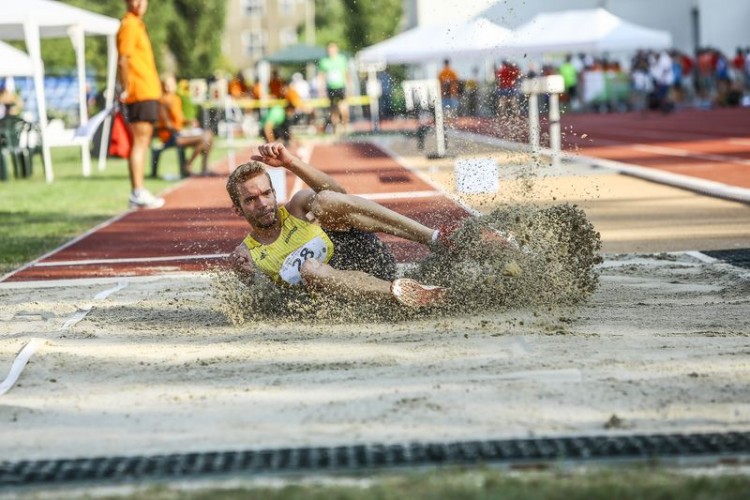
[279,27,298,47]
[243,0,265,16]
[242,30,266,57]
[279,0,295,16]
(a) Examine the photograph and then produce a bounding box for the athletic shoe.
[129,189,165,209]
[391,278,449,308]
[435,221,521,252]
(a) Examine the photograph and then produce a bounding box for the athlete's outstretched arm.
[252,142,345,194]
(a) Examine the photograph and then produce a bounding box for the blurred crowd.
[430,45,750,119]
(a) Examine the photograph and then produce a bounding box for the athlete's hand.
[252,142,296,168]
[229,243,254,278]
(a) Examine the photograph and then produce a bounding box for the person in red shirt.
[495,60,520,116]
[732,48,747,88]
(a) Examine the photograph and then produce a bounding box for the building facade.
[223,0,311,74]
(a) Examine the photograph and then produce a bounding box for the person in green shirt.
[558,54,580,109]
[318,42,350,132]
[260,102,296,144]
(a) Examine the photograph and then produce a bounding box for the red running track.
[2,142,470,282]
[453,107,750,189]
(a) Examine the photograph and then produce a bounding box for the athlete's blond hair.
[226,161,273,209]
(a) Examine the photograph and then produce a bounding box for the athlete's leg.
[300,259,448,308]
[128,121,153,190]
[300,259,391,300]
[309,190,434,245]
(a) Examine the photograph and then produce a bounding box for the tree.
[167,0,226,78]
[316,0,402,52]
[35,1,225,79]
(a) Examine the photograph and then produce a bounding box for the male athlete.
[227,143,472,307]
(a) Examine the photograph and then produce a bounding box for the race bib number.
[279,237,329,285]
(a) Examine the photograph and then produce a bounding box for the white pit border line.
[0,281,128,397]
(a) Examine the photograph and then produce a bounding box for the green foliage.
[29,1,225,81]
[0,143,227,275]
[166,0,226,78]
[102,468,750,500]
[315,0,402,52]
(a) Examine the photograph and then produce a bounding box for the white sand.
[1,137,749,462]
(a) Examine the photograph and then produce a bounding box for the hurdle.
[522,75,564,168]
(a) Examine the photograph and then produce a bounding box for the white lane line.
[0,210,132,283]
[0,281,128,397]
[631,144,750,166]
[34,253,229,268]
[0,339,45,397]
[357,190,442,201]
[60,281,128,331]
[366,138,480,217]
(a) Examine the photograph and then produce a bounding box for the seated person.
[260,101,296,144]
[157,74,214,177]
[0,81,23,118]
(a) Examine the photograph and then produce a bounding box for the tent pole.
[98,35,117,171]
[24,21,53,183]
[70,25,91,177]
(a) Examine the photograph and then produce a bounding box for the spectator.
[732,47,746,88]
[650,50,675,112]
[260,102,296,144]
[437,59,459,115]
[0,78,23,118]
[117,0,164,209]
[176,78,198,128]
[268,68,285,99]
[228,71,250,98]
[630,58,653,116]
[157,74,214,177]
[495,60,521,116]
[558,54,580,110]
[464,67,480,116]
[318,42,350,132]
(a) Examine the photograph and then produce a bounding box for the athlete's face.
[235,174,279,229]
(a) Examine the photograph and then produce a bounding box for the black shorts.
[327,229,396,282]
[124,100,159,124]
[327,87,346,106]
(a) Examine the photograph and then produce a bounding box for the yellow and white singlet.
[243,206,334,285]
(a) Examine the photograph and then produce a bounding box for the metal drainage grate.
[703,248,750,270]
[1,431,749,487]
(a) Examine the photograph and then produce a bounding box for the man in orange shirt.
[117,0,164,209]
[157,75,214,177]
[438,59,459,115]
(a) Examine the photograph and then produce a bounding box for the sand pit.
[1,250,749,462]
[1,134,749,467]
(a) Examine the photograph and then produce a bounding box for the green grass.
[0,143,227,276]
[102,467,750,500]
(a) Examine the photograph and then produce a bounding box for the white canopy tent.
[506,8,673,55]
[358,17,513,65]
[0,41,34,77]
[0,0,119,182]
